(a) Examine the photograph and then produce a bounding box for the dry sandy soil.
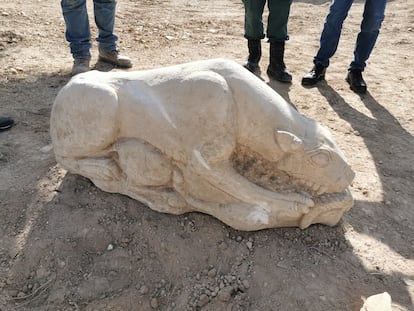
[0,0,413,310]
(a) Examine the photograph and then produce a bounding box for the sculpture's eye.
[310,151,330,167]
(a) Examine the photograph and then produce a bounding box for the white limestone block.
[50,59,355,230]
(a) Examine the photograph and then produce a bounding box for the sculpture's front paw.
[299,189,353,229]
[265,192,314,224]
[288,192,314,214]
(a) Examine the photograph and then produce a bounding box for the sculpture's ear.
[275,130,304,153]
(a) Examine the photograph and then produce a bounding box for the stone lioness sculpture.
[50,59,355,231]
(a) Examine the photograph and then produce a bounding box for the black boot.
[346,69,367,94]
[267,41,292,83]
[302,64,326,86]
[244,39,261,73]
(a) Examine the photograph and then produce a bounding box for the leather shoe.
[302,64,326,86]
[346,69,367,94]
[99,50,132,68]
[244,61,260,73]
[71,58,90,76]
[267,65,292,83]
[0,116,14,131]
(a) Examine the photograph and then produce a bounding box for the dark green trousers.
[243,0,293,41]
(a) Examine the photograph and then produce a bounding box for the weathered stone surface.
[50,59,354,231]
[360,292,392,311]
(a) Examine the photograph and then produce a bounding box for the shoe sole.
[243,64,260,73]
[267,70,292,83]
[272,77,292,83]
[0,123,13,130]
[98,56,132,68]
[301,75,325,86]
[71,68,90,76]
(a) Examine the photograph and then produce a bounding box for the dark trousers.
[243,0,293,41]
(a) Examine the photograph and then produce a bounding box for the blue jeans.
[314,0,386,71]
[61,0,118,60]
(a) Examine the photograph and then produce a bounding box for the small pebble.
[242,279,250,289]
[218,286,233,302]
[218,241,228,251]
[197,294,209,307]
[150,297,158,309]
[140,285,149,295]
[208,268,217,278]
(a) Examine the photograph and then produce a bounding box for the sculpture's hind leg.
[93,138,191,215]
[51,80,121,182]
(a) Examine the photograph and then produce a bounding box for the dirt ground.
[0,0,413,310]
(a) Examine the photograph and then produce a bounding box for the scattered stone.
[242,279,250,289]
[276,260,289,269]
[360,292,392,311]
[17,291,26,298]
[8,289,18,297]
[140,285,149,295]
[107,244,114,251]
[218,286,233,302]
[219,241,229,251]
[150,297,159,309]
[246,241,253,250]
[213,286,220,296]
[208,268,217,278]
[197,294,209,307]
[36,266,49,278]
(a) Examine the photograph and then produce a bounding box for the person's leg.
[302,0,353,85]
[243,0,266,40]
[349,0,386,71]
[94,0,118,52]
[266,0,292,42]
[314,0,354,67]
[61,0,91,60]
[94,0,132,67]
[266,0,293,82]
[346,0,386,94]
[242,0,266,72]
